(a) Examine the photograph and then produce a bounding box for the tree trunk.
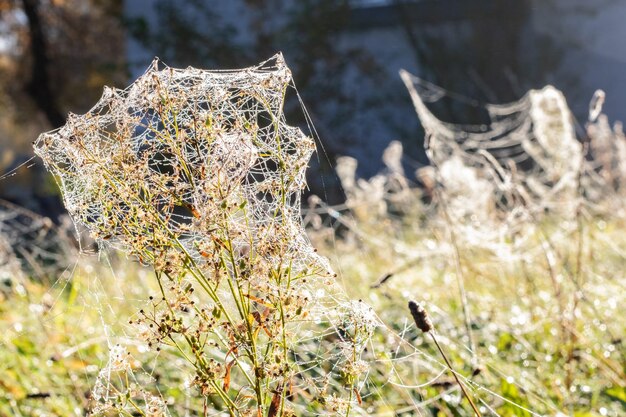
[21,0,65,128]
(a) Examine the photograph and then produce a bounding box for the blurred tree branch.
[21,0,64,127]
[0,0,125,209]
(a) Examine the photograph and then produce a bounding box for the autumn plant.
[34,54,375,416]
[408,301,481,417]
[304,73,626,416]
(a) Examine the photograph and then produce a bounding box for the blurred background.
[2,0,626,214]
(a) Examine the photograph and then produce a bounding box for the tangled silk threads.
[34,55,374,416]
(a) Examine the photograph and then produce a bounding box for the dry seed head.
[408,300,433,333]
[33,53,328,274]
[33,54,386,414]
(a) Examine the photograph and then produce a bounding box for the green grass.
[0,257,170,416]
[313,211,626,416]
[1,213,625,416]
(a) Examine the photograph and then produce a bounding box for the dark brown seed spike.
[408,300,433,333]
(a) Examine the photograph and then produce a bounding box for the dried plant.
[303,76,626,416]
[34,54,376,416]
[408,300,481,417]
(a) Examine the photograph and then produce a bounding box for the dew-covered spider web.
[400,70,585,223]
[31,54,455,416]
[35,53,321,273]
[400,69,626,233]
[18,52,619,417]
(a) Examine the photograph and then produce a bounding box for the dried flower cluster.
[34,54,375,416]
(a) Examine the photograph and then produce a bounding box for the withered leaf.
[222,359,236,392]
[267,384,284,417]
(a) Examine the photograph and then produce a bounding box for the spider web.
[31,54,422,416]
[400,70,584,224]
[11,54,595,417]
[35,53,321,273]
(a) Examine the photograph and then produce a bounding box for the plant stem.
[429,332,482,417]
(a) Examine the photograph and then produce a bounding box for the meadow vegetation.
[1,57,625,417]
